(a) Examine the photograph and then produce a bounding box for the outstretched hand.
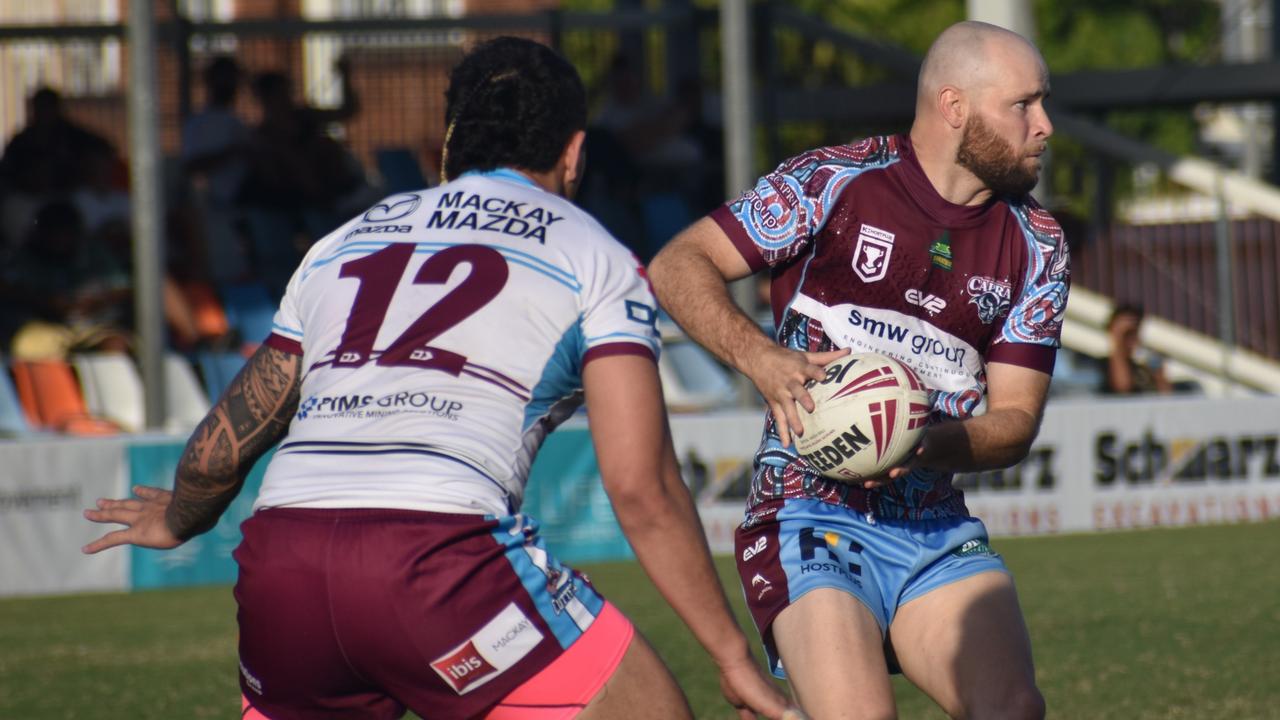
[82,485,183,554]
[717,654,807,720]
[740,346,849,447]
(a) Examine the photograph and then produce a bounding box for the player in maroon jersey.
[650,21,1067,720]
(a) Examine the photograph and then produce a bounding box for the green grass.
[2,521,1277,719]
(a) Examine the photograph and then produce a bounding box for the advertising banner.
[668,396,1280,541]
[127,444,273,589]
[0,438,128,596]
[1,394,1275,597]
[522,426,635,564]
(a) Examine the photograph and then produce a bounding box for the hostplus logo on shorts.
[797,527,863,585]
[295,391,463,421]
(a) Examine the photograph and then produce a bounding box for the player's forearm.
[918,407,1039,473]
[649,241,772,375]
[609,471,753,665]
[166,345,301,540]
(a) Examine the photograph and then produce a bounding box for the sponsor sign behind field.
[128,444,274,589]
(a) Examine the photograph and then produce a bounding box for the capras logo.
[905,289,947,316]
[966,276,1012,325]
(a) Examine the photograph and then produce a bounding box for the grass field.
[2,521,1278,719]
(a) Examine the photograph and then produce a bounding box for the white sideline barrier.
[0,437,130,596]
[669,395,1280,552]
[1,395,1277,596]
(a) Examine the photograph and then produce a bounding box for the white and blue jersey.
[257,169,660,515]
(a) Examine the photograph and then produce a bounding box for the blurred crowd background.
[0,0,1278,434]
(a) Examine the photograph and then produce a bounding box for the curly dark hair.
[441,37,586,181]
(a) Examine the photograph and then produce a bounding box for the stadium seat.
[196,350,248,402]
[10,359,119,435]
[241,209,302,298]
[375,147,432,194]
[658,338,740,412]
[640,192,693,261]
[165,353,212,433]
[181,281,231,342]
[0,361,33,436]
[219,282,278,349]
[73,353,146,433]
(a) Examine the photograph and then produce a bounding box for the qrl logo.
[852,224,895,283]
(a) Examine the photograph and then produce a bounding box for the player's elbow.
[1002,409,1042,464]
[646,243,683,299]
[602,470,684,522]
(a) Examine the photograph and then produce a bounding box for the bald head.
[917,21,1045,110]
[909,21,1053,204]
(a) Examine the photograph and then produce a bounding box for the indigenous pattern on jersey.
[712,135,1069,521]
[259,169,660,514]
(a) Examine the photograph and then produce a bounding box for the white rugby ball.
[795,353,932,483]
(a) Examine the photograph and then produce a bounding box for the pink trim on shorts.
[242,694,270,719]
[485,602,634,720]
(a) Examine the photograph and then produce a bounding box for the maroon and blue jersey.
[712,134,1070,520]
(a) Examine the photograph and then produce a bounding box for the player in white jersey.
[84,37,791,720]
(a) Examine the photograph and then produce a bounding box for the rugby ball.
[795,353,931,483]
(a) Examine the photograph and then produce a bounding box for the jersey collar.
[460,167,539,189]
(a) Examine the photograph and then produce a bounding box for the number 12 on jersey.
[329,243,508,375]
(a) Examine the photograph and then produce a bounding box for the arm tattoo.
[167,345,302,540]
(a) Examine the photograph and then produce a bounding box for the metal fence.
[1075,219,1280,360]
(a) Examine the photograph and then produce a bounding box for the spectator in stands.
[239,59,373,297]
[592,54,706,191]
[0,201,131,359]
[183,55,249,207]
[0,196,207,358]
[0,87,112,257]
[181,55,252,285]
[242,59,369,218]
[71,143,131,241]
[1101,304,1173,395]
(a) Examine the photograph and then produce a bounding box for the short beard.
[955,115,1040,197]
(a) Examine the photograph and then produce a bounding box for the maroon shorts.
[233,508,617,720]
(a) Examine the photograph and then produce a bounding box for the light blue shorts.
[735,498,1008,676]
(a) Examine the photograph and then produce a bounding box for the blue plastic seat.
[196,350,248,402]
[376,147,431,194]
[219,282,278,347]
[0,359,32,436]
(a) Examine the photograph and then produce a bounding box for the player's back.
[258,169,659,515]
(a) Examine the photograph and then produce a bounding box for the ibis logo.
[430,603,543,695]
